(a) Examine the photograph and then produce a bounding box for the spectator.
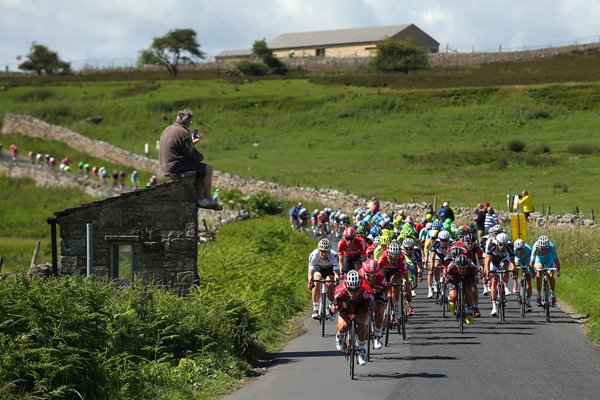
[131,170,139,190]
[484,206,498,233]
[518,190,534,221]
[437,201,455,222]
[159,108,222,211]
[9,144,18,161]
[474,203,486,242]
[147,175,158,187]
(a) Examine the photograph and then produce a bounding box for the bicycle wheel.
[499,283,506,323]
[543,277,551,322]
[459,286,464,334]
[442,280,447,318]
[384,299,392,347]
[399,287,406,340]
[520,278,527,318]
[349,321,356,380]
[366,313,372,361]
[320,289,327,338]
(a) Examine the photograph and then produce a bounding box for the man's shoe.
[536,297,542,307]
[491,305,498,317]
[411,289,417,297]
[527,305,533,313]
[373,336,383,349]
[311,309,319,320]
[551,295,557,307]
[474,308,481,318]
[335,334,346,351]
[427,288,434,299]
[504,286,511,296]
[448,301,456,314]
[358,349,368,366]
[483,285,489,296]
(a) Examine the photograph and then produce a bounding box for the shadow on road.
[358,371,447,381]
[273,349,341,364]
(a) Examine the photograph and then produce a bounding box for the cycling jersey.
[445,260,478,287]
[485,239,511,271]
[378,251,408,282]
[338,237,367,260]
[531,242,558,268]
[358,268,389,303]
[308,249,340,272]
[514,244,533,267]
[333,279,374,318]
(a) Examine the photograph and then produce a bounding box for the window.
[109,243,135,284]
[315,48,326,57]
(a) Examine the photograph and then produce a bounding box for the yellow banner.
[510,213,527,242]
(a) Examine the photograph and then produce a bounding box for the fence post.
[592,209,595,221]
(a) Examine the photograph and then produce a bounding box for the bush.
[507,139,526,152]
[567,143,599,154]
[233,60,268,76]
[529,143,551,154]
[372,39,429,73]
[527,107,551,119]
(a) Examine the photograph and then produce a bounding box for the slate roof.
[267,24,415,49]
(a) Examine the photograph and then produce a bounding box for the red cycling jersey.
[332,279,374,317]
[445,260,478,286]
[365,243,375,259]
[338,237,367,260]
[377,251,408,277]
[358,267,388,295]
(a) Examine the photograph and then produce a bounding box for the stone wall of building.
[55,172,199,290]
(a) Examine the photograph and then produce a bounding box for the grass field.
[1,53,600,215]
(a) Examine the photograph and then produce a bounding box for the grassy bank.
[0,216,313,399]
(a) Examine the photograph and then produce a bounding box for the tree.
[251,39,287,75]
[17,43,71,75]
[138,29,205,76]
[372,39,429,73]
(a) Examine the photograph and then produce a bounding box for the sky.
[1,0,600,71]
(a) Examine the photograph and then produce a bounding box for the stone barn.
[52,172,200,290]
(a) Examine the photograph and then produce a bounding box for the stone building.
[52,172,200,289]
[215,23,439,62]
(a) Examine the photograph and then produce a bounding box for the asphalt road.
[226,284,600,400]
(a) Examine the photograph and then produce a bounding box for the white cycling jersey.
[308,249,340,271]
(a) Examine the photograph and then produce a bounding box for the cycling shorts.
[342,256,362,274]
[489,255,510,272]
[382,268,405,283]
[534,260,556,271]
[313,266,336,278]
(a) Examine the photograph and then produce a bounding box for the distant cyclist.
[513,238,534,312]
[484,232,514,317]
[337,227,367,276]
[530,235,561,307]
[378,242,410,319]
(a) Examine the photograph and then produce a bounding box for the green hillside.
[2,52,600,216]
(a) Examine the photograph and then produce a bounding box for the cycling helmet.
[373,236,381,247]
[388,242,401,258]
[438,230,451,241]
[369,225,380,237]
[318,238,331,251]
[343,227,356,239]
[457,227,469,237]
[426,213,432,221]
[362,259,379,274]
[314,209,319,214]
[456,254,470,268]
[538,235,550,249]
[496,233,510,245]
[513,239,525,250]
[346,270,361,289]
[464,233,476,244]
[489,224,503,235]
[402,237,415,249]
[429,229,439,239]
[432,220,443,229]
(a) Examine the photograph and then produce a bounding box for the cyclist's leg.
[356,311,369,341]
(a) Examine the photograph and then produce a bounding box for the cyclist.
[298,206,309,231]
[289,203,301,229]
[445,253,478,324]
[401,237,423,303]
[337,227,367,276]
[358,259,388,349]
[366,235,380,259]
[482,224,504,296]
[529,235,561,307]
[331,270,374,366]
[484,232,513,316]
[317,208,330,236]
[513,238,534,312]
[428,229,453,300]
[377,242,411,319]
[308,238,340,319]
[310,209,320,234]
[461,232,484,318]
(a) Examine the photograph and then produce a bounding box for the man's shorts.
[175,159,207,177]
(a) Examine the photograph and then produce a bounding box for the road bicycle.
[455,280,465,334]
[515,265,530,318]
[495,269,511,323]
[311,278,338,337]
[384,281,407,346]
[344,303,358,380]
[366,311,374,361]
[538,266,558,322]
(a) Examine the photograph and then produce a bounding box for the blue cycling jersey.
[514,243,532,267]
[531,242,558,267]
